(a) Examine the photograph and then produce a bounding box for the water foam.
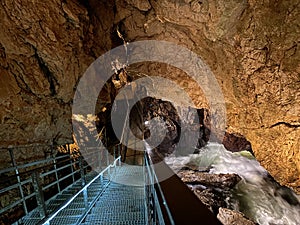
[165,142,300,225]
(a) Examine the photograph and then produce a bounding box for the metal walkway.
[0,144,222,225]
[82,166,146,225]
[35,164,147,225]
[20,171,105,225]
[0,144,171,225]
[24,161,162,225]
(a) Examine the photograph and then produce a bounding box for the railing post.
[112,146,116,177]
[79,155,89,209]
[149,158,155,224]
[118,145,121,166]
[106,149,110,179]
[83,187,89,210]
[113,146,116,160]
[143,154,149,225]
[98,147,102,171]
[53,157,61,193]
[32,171,47,219]
[79,156,86,187]
[8,148,28,214]
[69,146,75,183]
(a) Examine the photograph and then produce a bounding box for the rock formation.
[177,169,257,224]
[0,0,299,193]
[217,207,257,225]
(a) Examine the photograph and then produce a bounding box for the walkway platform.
[21,165,147,225]
[20,171,104,225]
[3,149,223,225]
[83,165,146,225]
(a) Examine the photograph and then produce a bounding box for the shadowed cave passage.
[95,95,212,164]
[95,89,253,165]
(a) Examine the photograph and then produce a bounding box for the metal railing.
[41,155,122,225]
[0,140,175,225]
[0,144,57,219]
[144,153,175,225]
[0,144,116,225]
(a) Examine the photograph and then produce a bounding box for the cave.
[0,0,300,225]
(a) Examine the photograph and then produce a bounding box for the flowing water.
[164,142,300,225]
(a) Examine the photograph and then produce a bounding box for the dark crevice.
[77,0,91,9]
[10,60,35,95]
[10,71,32,95]
[111,20,128,47]
[270,121,300,128]
[33,48,58,96]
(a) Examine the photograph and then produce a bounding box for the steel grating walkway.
[20,170,107,225]
[21,164,147,225]
[82,165,146,225]
[9,152,223,225]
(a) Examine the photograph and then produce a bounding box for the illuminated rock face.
[0,0,299,192]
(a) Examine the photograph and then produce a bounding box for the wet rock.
[217,207,257,225]
[222,132,253,154]
[178,170,241,189]
[176,168,256,225]
[177,169,246,220]
[189,186,228,215]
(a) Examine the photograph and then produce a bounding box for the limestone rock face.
[0,0,299,192]
[0,0,114,145]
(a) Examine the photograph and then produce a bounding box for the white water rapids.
[164,142,300,225]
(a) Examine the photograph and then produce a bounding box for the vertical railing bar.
[80,152,88,215]
[100,147,104,186]
[143,152,149,225]
[106,149,110,179]
[52,145,61,194]
[53,157,61,193]
[152,164,157,224]
[118,145,121,166]
[98,146,102,171]
[134,137,137,165]
[105,128,109,179]
[144,152,175,225]
[153,168,175,225]
[83,188,89,210]
[40,159,116,225]
[79,156,86,187]
[9,148,28,214]
[113,146,116,160]
[113,146,116,177]
[69,146,75,183]
[32,171,47,218]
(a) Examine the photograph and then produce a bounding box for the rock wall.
[0,0,299,192]
[0,0,115,145]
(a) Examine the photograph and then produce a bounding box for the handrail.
[0,154,81,217]
[0,156,75,189]
[0,177,32,194]
[144,153,175,225]
[146,154,223,225]
[40,156,121,225]
[0,154,70,175]
[0,146,108,224]
[75,155,121,225]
